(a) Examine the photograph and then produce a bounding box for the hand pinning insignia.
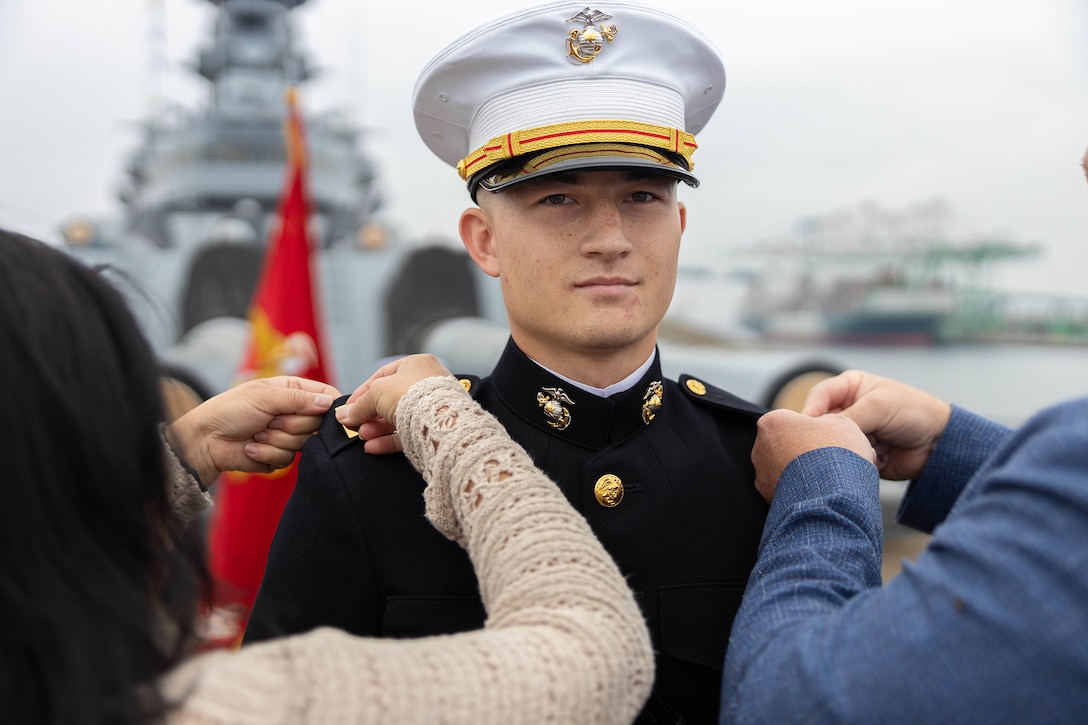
[642,380,663,424]
[566,7,618,64]
[537,387,575,430]
[335,404,359,439]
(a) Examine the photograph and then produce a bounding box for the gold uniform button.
[594,474,624,508]
[686,378,707,396]
[459,378,472,392]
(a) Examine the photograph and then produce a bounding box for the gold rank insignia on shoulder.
[642,380,663,424]
[335,404,359,439]
[686,378,707,396]
[537,386,575,430]
[566,7,618,64]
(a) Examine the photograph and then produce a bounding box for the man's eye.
[541,194,569,205]
[630,191,658,202]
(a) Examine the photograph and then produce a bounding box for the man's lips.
[574,276,637,291]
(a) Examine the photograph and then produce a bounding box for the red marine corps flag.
[204,87,334,647]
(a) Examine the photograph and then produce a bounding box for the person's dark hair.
[0,229,206,724]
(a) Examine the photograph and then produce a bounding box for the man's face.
[459,169,686,369]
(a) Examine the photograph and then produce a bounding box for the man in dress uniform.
[247,3,768,721]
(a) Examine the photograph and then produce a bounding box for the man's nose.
[580,202,633,257]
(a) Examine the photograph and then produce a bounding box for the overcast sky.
[1,0,1086,296]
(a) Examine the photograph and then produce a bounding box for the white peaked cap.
[412,1,726,196]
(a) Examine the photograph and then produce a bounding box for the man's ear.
[459,207,500,278]
[678,200,687,234]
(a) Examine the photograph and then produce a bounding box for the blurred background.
[3,0,1086,293]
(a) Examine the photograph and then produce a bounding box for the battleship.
[56,0,842,412]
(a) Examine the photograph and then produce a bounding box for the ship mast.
[197,0,313,105]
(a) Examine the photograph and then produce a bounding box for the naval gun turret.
[58,0,840,414]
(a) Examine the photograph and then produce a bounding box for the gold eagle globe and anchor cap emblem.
[537,387,575,430]
[566,7,618,64]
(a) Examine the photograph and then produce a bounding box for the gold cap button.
[686,378,707,395]
[594,474,624,508]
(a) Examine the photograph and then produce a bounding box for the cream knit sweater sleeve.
[161,432,213,539]
[163,376,654,724]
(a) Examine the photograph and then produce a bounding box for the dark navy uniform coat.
[248,340,768,724]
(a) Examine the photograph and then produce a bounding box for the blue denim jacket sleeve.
[721,398,1088,724]
[896,405,1011,533]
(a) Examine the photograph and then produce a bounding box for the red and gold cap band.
[474,142,698,194]
[457,119,698,181]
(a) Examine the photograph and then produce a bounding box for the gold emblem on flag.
[566,7,618,64]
